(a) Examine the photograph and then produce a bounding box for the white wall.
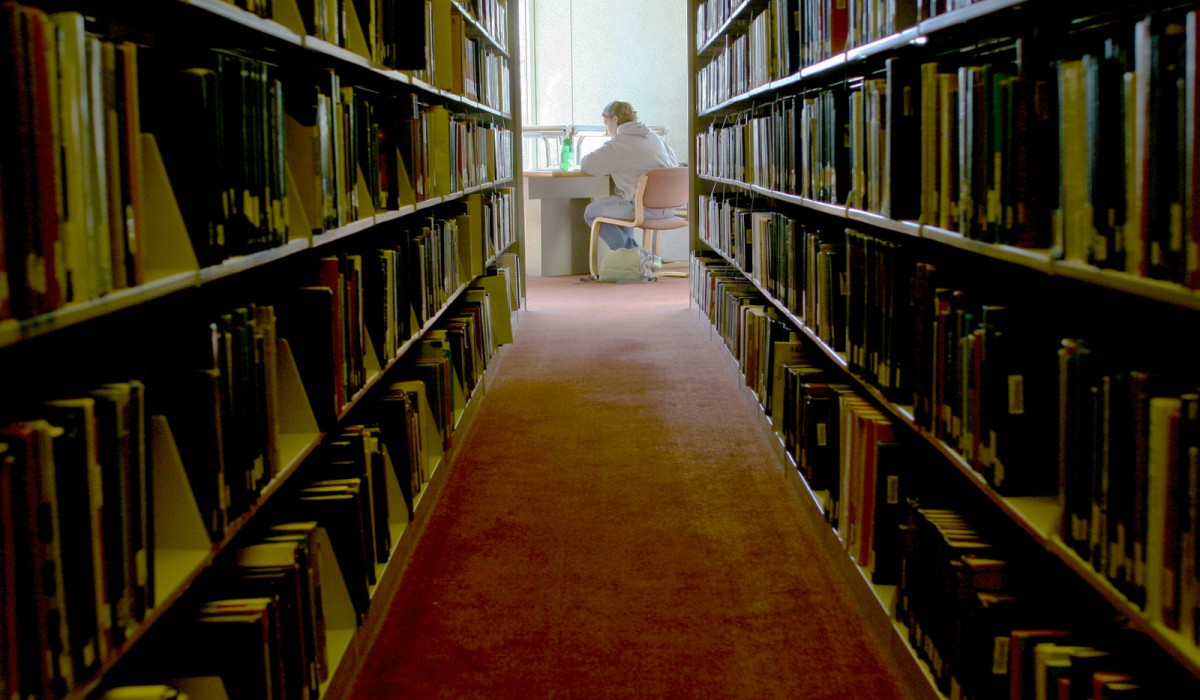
[529,0,688,161]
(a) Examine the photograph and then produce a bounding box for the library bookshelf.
[0,0,523,698]
[690,0,1200,697]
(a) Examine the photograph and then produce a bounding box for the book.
[1179,393,1200,643]
[0,3,64,317]
[376,384,421,520]
[292,483,370,622]
[1009,629,1074,700]
[1186,12,1200,289]
[1146,396,1182,627]
[1,434,20,698]
[264,521,328,684]
[183,598,282,700]
[232,541,318,700]
[1,420,74,697]
[869,440,905,585]
[153,367,228,542]
[48,11,93,304]
[276,287,339,430]
[884,55,921,221]
[142,57,224,266]
[40,397,110,677]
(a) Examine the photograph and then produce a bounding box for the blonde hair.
[601,101,638,126]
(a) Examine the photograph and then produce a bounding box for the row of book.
[696,192,849,354]
[130,424,412,698]
[898,498,1161,699]
[411,0,511,114]
[697,0,1016,109]
[461,0,508,49]
[0,268,513,699]
[163,194,511,531]
[397,97,513,205]
[802,217,1200,632]
[699,194,1045,489]
[131,286,505,698]
[0,7,147,319]
[697,8,1200,290]
[222,0,510,112]
[689,251,1177,696]
[694,3,782,112]
[691,254,907,585]
[697,200,1057,498]
[0,3,516,324]
[901,254,1060,499]
[232,0,424,73]
[283,219,465,433]
[1,384,152,699]
[695,0,922,111]
[696,201,1200,652]
[447,7,513,114]
[1058,342,1200,643]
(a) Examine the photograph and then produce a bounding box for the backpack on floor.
[597,247,656,283]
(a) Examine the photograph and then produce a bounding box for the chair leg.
[588,219,602,279]
[644,229,658,256]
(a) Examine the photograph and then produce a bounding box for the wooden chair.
[588,166,690,279]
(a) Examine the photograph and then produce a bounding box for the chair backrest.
[637,167,690,210]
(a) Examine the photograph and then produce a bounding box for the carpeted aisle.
[348,275,916,699]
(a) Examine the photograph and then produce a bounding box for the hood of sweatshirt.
[615,121,652,137]
[579,121,678,200]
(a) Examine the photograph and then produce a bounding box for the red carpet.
[349,275,917,699]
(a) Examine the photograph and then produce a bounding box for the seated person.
[580,100,679,254]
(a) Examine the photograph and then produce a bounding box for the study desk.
[523,168,611,276]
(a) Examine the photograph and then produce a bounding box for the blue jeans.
[584,195,675,250]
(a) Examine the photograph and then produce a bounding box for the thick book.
[1009,629,1074,700]
[361,425,392,562]
[1146,396,1182,629]
[264,521,328,684]
[231,542,317,700]
[1,420,74,697]
[153,367,228,542]
[92,381,153,632]
[292,484,370,622]
[186,598,283,700]
[376,384,420,520]
[40,398,110,678]
[318,426,388,566]
[0,4,64,317]
[141,55,225,267]
[309,474,376,587]
[1,430,20,697]
[869,440,904,585]
[276,287,339,430]
[884,55,921,221]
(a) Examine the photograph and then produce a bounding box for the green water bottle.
[559,128,573,171]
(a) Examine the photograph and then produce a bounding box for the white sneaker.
[636,248,662,273]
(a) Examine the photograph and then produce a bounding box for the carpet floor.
[348,274,917,699]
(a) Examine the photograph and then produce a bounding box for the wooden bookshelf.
[0,0,523,698]
[689,0,1200,696]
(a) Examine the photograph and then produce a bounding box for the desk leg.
[535,196,593,276]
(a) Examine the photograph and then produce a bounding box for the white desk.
[523,169,611,276]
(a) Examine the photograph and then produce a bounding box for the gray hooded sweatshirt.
[580,121,678,201]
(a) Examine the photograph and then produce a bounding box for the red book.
[314,256,347,412]
[3,4,63,317]
[829,0,849,57]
